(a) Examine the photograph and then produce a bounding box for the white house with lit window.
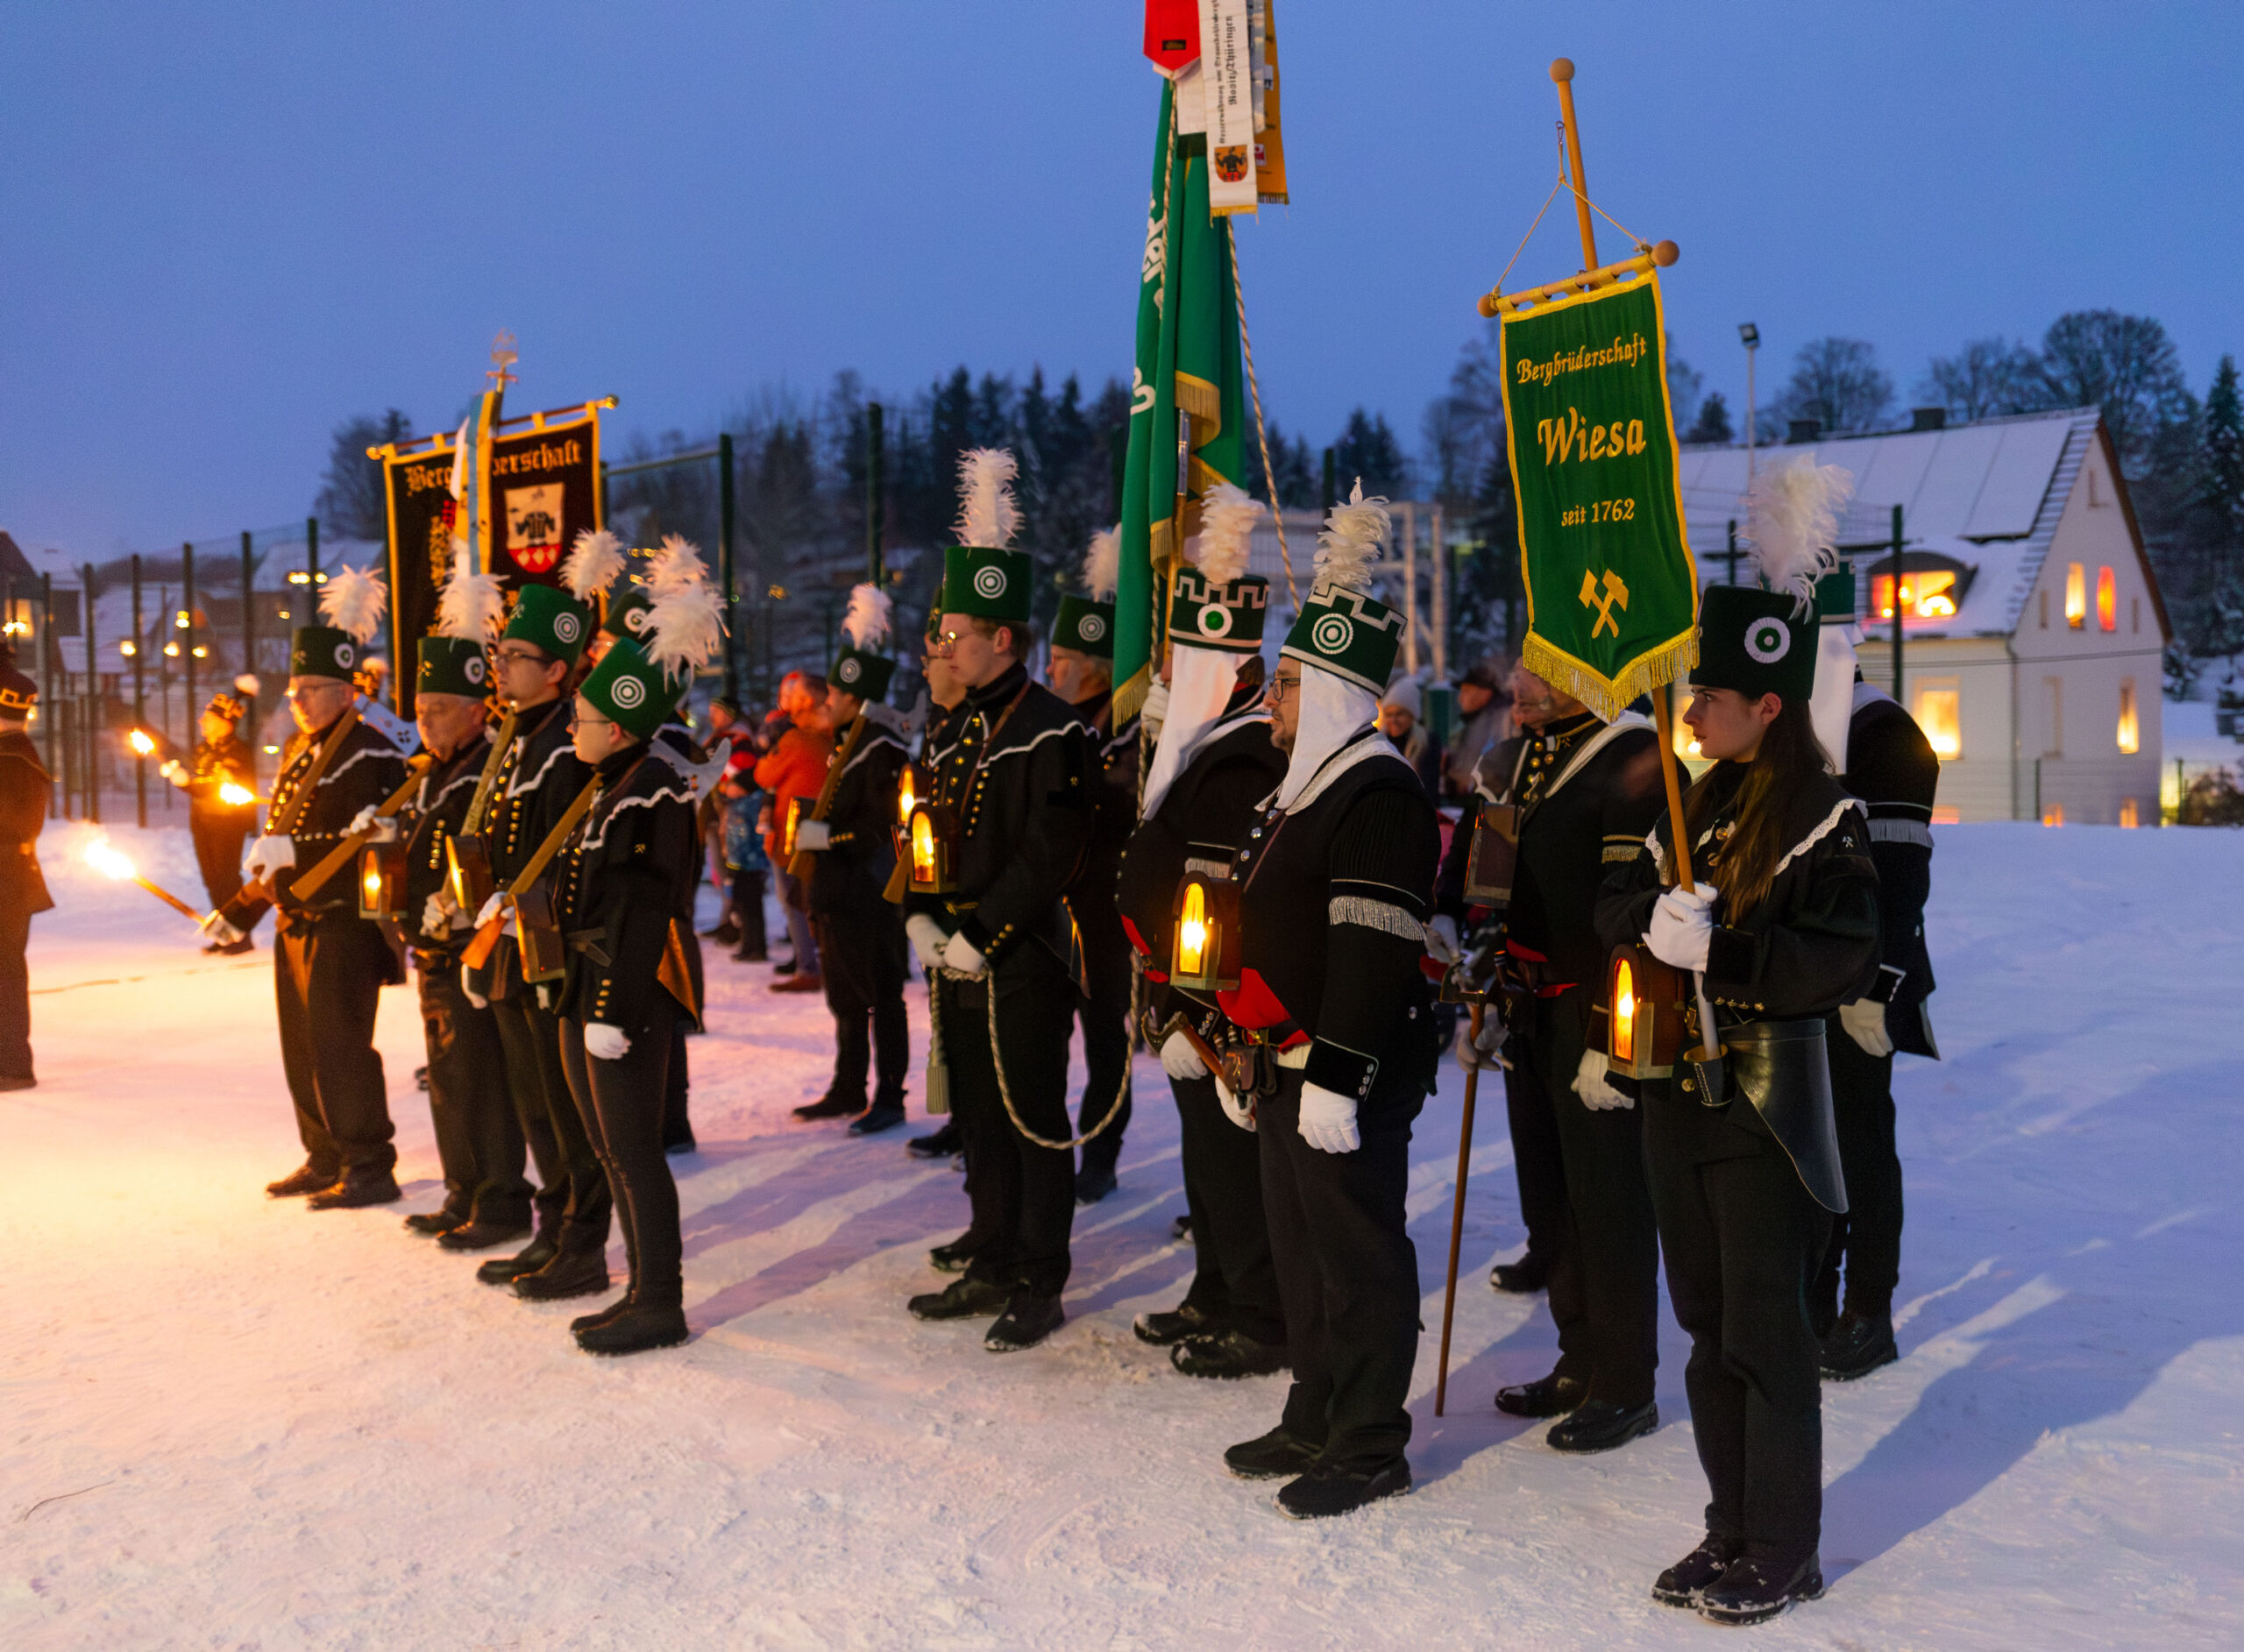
[1678,406,2169,824]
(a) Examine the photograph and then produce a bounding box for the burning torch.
[83,837,207,925]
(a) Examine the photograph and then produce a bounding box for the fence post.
[241,530,257,765]
[867,402,885,588]
[131,555,146,827]
[719,431,739,705]
[81,566,100,824]
[306,516,319,587]
[182,542,197,767]
[39,573,56,819]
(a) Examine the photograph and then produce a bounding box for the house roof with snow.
[1677,406,2140,641]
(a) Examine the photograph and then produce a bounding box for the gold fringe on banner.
[1521,627,1698,726]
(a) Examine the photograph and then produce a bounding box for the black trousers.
[1171,1069,1284,1344]
[663,1014,694,1150]
[1535,990,1660,1406]
[273,916,396,1177]
[1074,909,1134,1180]
[1260,1066,1424,1471]
[1815,1020,1902,1322]
[190,808,252,915]
[940,947,1078,1298]
[729,866,769,957]
[1500,1030,1571,1268]
[492,982,609,1252]
[416,959,530,1225]
[1644,1087,1831,1560]
[0,901,32,1081]
[813,907,909,1110]
[562,998,681,1308]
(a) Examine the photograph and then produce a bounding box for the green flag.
[1500,273,1698,720]
[1115,82,1248,725]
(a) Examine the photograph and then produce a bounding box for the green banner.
[1501,273,1697,720]
[1115,82,1247,726]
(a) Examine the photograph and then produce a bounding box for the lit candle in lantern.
[1175,882,1208,977]
[1167,871,1240,993]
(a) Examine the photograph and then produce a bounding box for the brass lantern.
[781,795,807,861]
[1606,941,1685,1081]
[358,841,407,921]
[1461,799,1520,908]
[906,801,959,895]
[1168,871,1242,994]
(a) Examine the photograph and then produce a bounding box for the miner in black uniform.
[394,627,533,1249]
[161,687,259,950]
[1112,486,1288,1380]
[0,651,52,1090]
[1047,531,1134,1203]
[1814,654,1940,1381]
[790,583,913,1136]
[1436,671,1676,1454]
[550,569,721,1355]
[465,584,607,1300]
[1212,486,1440,1520]
[1597,566,1878,1626]
[900,457,1095,1353]
[905,588,971,1164]
[235,572,415,1208]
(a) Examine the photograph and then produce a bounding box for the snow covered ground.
[4,818,2242,1648]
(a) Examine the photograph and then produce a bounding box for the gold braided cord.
[1230,230,1297,606]
[924,966,1129,1152]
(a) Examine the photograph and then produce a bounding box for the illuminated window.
[2042,804,2065,827]
[2064,563,2085,628]
[1932,805,1962,826]
[2117,678,2139,755]
[2096,566,2117,632]
[1914,682,1961,760]
[1872,571,1959,620]
[2120,798,2141,829]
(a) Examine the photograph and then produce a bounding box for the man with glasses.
[238,604,415,1209]
[465,586,607,1302]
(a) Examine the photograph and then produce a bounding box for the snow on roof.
[1679,407,2103,639]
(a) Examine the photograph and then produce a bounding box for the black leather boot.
[513,1244,611,1301]
[1546,1399,1658,1454]
[308,1170,402,1210]
[1171,1329,1286,1379]
[1223,1426,1322,1481]
[478,1236,559,1286]
[1495,1371,1587,1418]
[1652,1534,1744,1609]
[266,1162,339,1199]
[576,1298,689,1356]
[1275,1458,1411,1520]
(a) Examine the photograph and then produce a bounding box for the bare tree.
[2035,309,2194,475]
[315,410,413,541]
[1917,337,2048,422]
[1778,338,1894,433]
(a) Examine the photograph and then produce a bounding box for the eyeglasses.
[1266,674,1303,703]
[568,709,617,731]
[283,683,349,704]
[493,644,550,667]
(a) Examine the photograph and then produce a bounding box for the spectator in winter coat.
[1442,659,1510,801]
[719,769,770,962]
[1379,677,1444,798]
[754,674,833,989]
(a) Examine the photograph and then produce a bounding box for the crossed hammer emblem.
[1579,568,1630,638]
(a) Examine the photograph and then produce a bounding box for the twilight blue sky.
[4,1,2240,557]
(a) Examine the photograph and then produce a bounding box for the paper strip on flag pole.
[1197,0,1256,216]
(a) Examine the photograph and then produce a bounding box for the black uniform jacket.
[182,735,259,819]
[0,731,52,915]
[1843,682,1940,1057]
[486,698,593,890]
[402,728,495,960]
[259,711,413,926]
[1221,727,1444,1103]
[902,663,1093,968]
[552,741,702,1034]
[1113,696,1284,1002]
[1595,763,1880,1148]
[807,709,908,918]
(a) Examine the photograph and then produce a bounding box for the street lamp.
[1738,323,1760,488]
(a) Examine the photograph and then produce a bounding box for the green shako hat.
[831,582,897,703]
[1052,527,1118,658]
[1281,481,1406,693]
[293,564,388,683]
[577,536,725,739]
[421,537,503,698]
[502,583,592,665]
[1170,483,1269,655]
[941,448,1031,625]
[1699,453,1853,706]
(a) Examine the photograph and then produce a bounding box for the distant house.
[1679,407,2169,826]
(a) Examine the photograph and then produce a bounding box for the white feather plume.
[644,580,726,687]
[1743,456,1854,609]
[319,564,388,645]
[954,448,1020,549]
[1313,479,1390,594]
[434,540,504,642]
[649,534,709,601]
[234,673,261,696]
[560,528,626,603]
[842,583,893,651]
[1081,527,1120,603]
[1191,485,1263,586]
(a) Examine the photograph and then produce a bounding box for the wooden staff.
[1434,1002,1486,1417]
[286,759,432,901]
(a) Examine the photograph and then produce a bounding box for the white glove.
[1140,680,1171,741]
[1213,1070,1256,1132]
[420,892,451,939]
[1839,997,1894,1057]
[1645,885,1715,973]
[460,966,488,1010]
[203,915,246,946]
[474,893,505,929]
[347,806,400,843]
[941,930,987,978]
[584,1023,631,1061]
[1454,1013,1509,1072]
[243,834,295,883]
[1573,1047,1634,1111]
[1160,1030,1208,1081]
[1424,914,1462,967]
[905,914,948,972]
[160,758,186,783]
[1297,1080,1360,1154]
[793,819,831,852]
